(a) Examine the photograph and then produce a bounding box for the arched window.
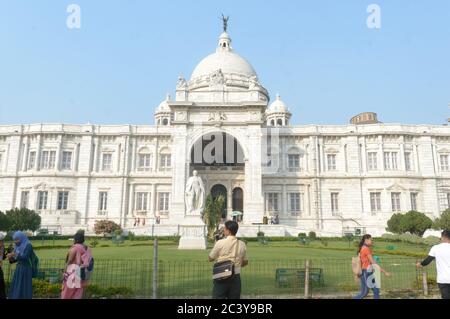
[162,118,169,126]
[277,119,283,126]
[271,119,275,127]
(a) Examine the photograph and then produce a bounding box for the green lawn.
[3,239,435,298]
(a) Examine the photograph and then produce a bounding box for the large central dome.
[190,32,258,81]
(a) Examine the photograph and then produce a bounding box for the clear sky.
[0,0,449,126]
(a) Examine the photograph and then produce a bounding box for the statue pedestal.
[178,217,207,250]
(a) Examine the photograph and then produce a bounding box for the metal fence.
[2,257,438,299]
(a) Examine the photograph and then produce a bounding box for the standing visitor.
[417,230,450,299]
[209,221,248,299]
[61,231,93,299]
[0,233,7,299]
[353,234,391,299]
[7,231,34,299]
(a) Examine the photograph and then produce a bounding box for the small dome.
[267,94,289,113]
[190,33,258,81]
[156,94,171,113]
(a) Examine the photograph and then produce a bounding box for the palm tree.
[203,194,225,240]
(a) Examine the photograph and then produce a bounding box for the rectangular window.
[135,192,149,212]
[327,154,337,171]
[370,192,381,212]
[28,151,36,170]
[368,152,378,171]
[40,150,56,169]
[331,193,339,215]
[289,193,301,216]
[99,192,108,213]
[160,154,171,169]
[37,191,48,210]
[61,151,72,170]
[20,191,29,209]
[102,153,112,171]
[0,152,3,171]
[410,192,418,211]
[288,155,301,172]
[391,192,401,212]
[440,155,449,171]
[158,193,170,213]
[384,152,398,170]
[267,193,279,212]
[138,154,152,171]
[57,191,69,210]
[405,152,412,171]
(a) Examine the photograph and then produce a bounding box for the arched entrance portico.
[189,132,245,220]
[232,187,244,222]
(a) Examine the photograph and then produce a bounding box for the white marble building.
[1,29,449,237]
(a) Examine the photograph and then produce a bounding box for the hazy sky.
[0,0,449,126]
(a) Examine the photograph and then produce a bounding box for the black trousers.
[439,283,450,299]
[0,267,6,299]
[212,274,241,299]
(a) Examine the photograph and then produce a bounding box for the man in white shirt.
[417,230,450,299]
[209,221,248,299]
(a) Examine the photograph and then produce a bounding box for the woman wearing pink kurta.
[61,232,88,299]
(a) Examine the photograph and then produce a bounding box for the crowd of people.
[0,230,93,300]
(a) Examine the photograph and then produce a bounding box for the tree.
[434,209,450,231]
[5,208,41,232]
[203,194,225,240]
[0,211,11,231]
[386,213,405,234]
[399,211,433,237]
[94,220,122,237]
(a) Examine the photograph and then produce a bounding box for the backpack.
[351,254,362,281]
[80,246,94,281]
[28,248,39,278]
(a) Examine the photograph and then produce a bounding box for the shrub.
[4,208,41,232]
[298,233,307,238]
[257,231,265,237]
[398,233,423,245]
[386,213,404,234]
[85,285,134,299]
[400,211,433,237]
[433,209,450,231]
[32,279,61,298]
[94,220,122,237]
[308,232,317,240]
[90,239,99,248]
[0,211,11,231]
[386,211,433,236]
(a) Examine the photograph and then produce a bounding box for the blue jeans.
[354,269,380,299]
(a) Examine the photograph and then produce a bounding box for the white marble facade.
[1,30,449,237]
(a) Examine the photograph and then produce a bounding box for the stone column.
[243,126,264,224]
[150,183,156,217]
[55,136,62,171]
[22,137,30,172]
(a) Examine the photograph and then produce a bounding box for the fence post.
[304,260,311,299]
[152,237,158,299]
[422,270,428,297]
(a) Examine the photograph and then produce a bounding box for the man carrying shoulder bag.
[209,221,248,299]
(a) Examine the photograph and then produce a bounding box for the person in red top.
[354,234,391,299]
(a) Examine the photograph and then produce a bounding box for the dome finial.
[221,14,230,33]
[166,93,171,101]
[276,93,281,100]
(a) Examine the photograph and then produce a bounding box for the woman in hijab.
[7,231,34,299]
[61,231,89,299]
